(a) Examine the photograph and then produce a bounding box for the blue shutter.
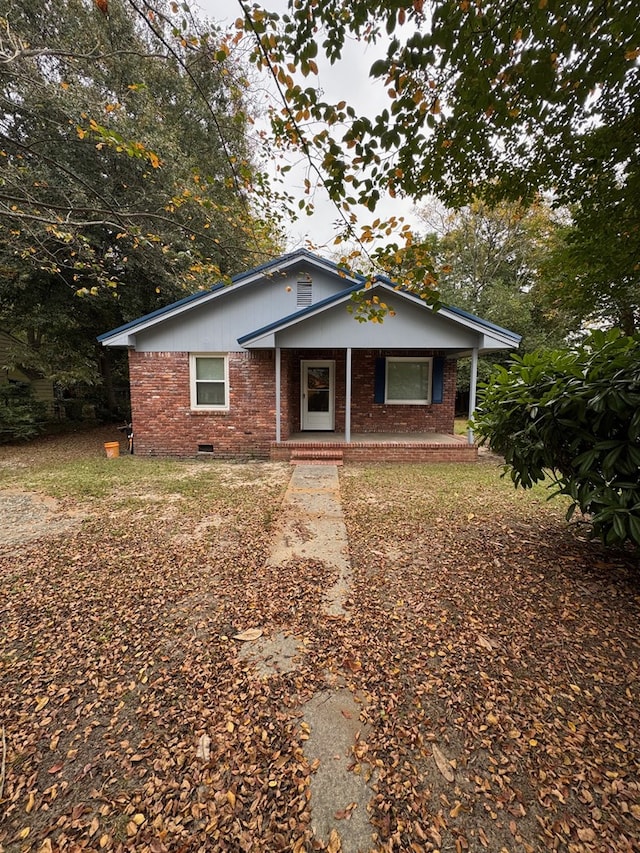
[374,357,385,403]
[432,357,445,404]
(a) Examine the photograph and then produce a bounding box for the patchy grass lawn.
[453,418,469,436]
[0,428,638,853]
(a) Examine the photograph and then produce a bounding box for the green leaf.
[628,514,640,545]
[370,59,389,78]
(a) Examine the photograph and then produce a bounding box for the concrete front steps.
[289,448,344,466]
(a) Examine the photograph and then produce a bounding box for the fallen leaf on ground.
[196,733,211,761]
[233,627,263,641]
[432,744,455,782]
[327,828,342,852]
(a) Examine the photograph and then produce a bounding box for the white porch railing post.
[275,346,281,443]
[345,347,352,443]
[467,346,479,445]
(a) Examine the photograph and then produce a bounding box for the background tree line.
[237,0,639,546]
[0,0,283,426]
[241,0,638,335]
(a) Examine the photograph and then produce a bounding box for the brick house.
[98,249,520,462]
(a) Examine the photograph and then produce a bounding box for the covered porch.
[238,277,520,463]
[263,345,479,462]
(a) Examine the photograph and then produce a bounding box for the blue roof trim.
[237,280,364,345]
[97,248,364,342]
[442,304,522,342]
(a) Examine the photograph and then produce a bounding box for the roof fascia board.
[439,305,521,343]
[370,281,521,345]
[439,308,521,347]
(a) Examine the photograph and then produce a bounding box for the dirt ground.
[1,428,639,853]
[0,491,85,545]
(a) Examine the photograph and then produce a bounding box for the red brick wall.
[281,350,294,440]
[128,348,457,457]
[283,350,455,436]
[129,350,277,457]
[343,441,475,463]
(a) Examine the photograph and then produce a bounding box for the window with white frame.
[385,357,432,404]
[190,354,229,409]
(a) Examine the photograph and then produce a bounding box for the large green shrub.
[0,383,47,443]
[474,330,640,548]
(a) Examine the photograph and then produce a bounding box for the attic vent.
[297,274,313,307]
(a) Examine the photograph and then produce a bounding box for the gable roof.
[98,248,521,352]
[97,248,362,346]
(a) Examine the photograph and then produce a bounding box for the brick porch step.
[290,449,344,465]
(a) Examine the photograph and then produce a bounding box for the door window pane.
[308,389,329,412]
[307,367,330,389]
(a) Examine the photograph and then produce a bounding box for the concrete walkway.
[240,464,376,853]
[267,464,352,618]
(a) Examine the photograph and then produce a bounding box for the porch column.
[345,347,352,443]
[275,346,281,443]
[467,346,479,445]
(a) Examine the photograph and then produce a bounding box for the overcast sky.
[194,0,423,254]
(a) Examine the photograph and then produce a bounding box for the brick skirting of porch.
[270,436,478,464]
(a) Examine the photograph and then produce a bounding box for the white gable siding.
[134,264,351,353]
[249,291,481,350]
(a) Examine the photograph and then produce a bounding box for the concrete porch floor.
[284,431,470,444]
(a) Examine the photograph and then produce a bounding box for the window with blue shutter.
[374,358,386,403]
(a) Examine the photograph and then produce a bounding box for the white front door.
[301,360,335,431]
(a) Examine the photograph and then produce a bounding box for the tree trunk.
[98,347,118,415]
[618,305,636,336]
